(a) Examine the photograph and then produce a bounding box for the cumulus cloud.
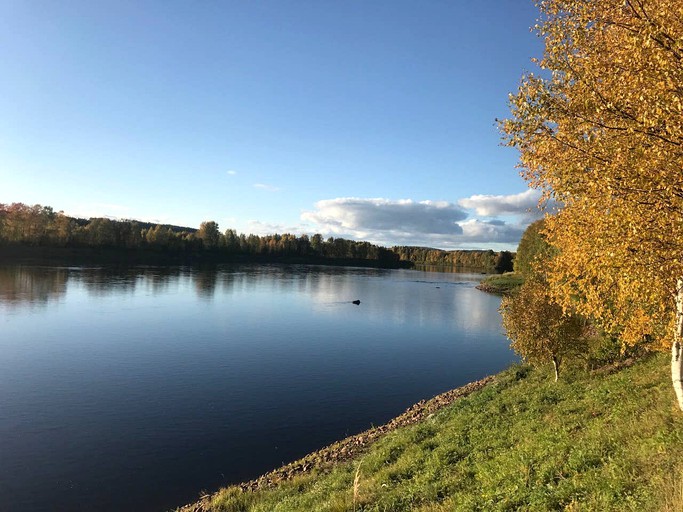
[459,219,525,244]
[301,198,467,238]
[338,222,524,251]
[298,192,541,250]
[458,189,541,217]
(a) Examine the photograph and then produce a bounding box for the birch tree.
[501,277,586,381]
[501,0,683,407]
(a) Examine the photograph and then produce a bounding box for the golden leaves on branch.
[503,0,683,352]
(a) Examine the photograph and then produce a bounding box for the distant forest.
[0,203,513,272]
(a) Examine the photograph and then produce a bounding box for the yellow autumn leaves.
[502,0,683,353]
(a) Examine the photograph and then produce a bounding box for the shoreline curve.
[177,374,495,512]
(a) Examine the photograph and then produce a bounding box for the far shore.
[0,245,411,269]
[0,245,509,275]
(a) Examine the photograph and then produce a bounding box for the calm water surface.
[0,264,517,511]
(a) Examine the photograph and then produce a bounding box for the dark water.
[0,264,517,512]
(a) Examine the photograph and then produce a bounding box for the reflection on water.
[0,264,517,512]
[0,266,186,305]
[0,266,502,338]
[0,266,68,307]
[0,265,502,335]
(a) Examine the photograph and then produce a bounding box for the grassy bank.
[476,272,524,295]
[178,354,683,511]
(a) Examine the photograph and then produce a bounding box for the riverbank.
[476,271,524,295]
[178,377,494,512]
[176,353,683,511]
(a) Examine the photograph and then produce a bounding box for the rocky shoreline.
[474,282,504,294]
[178,375,495,512]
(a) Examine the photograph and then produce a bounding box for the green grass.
[193,354,683,512]
[478,272,524,295]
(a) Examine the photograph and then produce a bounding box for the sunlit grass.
[478,272,524,295]
[188,354,683,511]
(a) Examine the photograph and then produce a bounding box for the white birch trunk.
[552,356,559,382]
[672,279,683,410]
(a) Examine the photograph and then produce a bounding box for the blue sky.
[0,1,544,250]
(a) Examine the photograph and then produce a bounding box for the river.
[0,264,517,511]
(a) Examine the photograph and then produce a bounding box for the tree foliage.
[392,246,508,272]
[198,221,220,249]
[513,219,552,278]
[501,277,586,381]
[502,0,683,352]
[0,202,515,272]
[0,203,404,266]
[494,250,514,273]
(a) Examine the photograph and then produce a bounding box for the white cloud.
[458,189,541,217]
[254,183,279,192]
[299,193,539,250]
[459,219,525,244]
[302,198,467,238]
[226,170,238,176]
[330,223,524,251]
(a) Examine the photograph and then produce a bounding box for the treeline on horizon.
[0,202,513,271]
[392,246,513,273]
